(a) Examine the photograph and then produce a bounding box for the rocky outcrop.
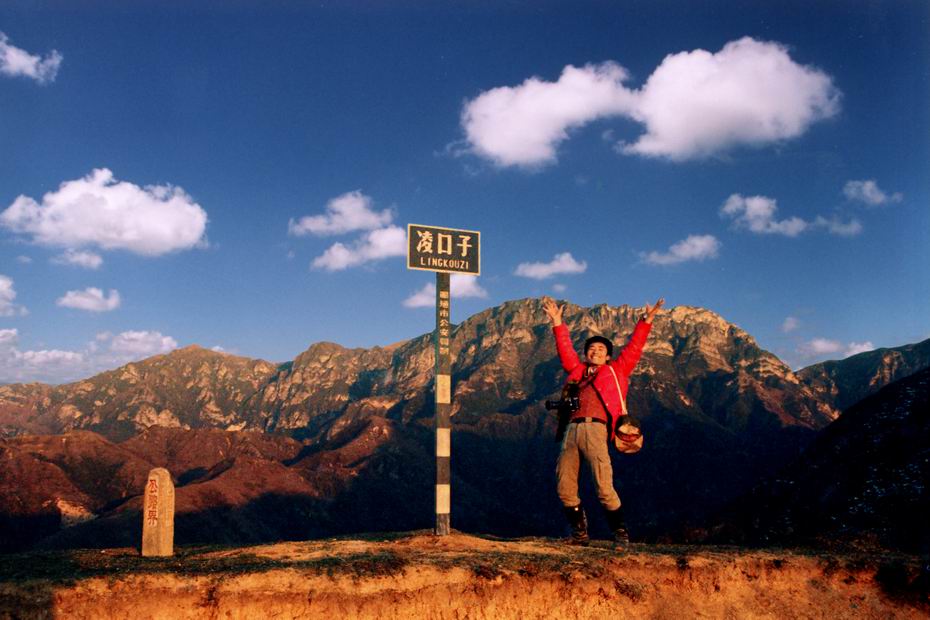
[0,346,280,440]
[0,299,841,442]
[798,338,930,411]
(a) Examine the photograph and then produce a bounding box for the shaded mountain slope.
[711,366,930,552]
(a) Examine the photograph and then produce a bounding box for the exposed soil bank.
[1,533,927,619]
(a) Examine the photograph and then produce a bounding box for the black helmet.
[583,335,613,357]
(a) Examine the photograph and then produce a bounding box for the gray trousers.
[556,421,622,511]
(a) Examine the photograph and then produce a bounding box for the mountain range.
[1,298,926,552]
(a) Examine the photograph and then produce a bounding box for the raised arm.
[543,297,581,373]
[542,297,563,326]
[613,298,664,377]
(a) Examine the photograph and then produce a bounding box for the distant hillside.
[711,366,930,552]
[798,338,930,411]
[1,298,869,551]
[0,346,280,440]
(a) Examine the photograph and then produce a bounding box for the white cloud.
[288,190,393,237]
[461,62,635,168]
[844,341,874,357]
[799,337,876,360]
[0,168,208,256]
[0,32,62,84]
[0,328,179,384]
[515,252,587,279]
[51,249,103,269]
[552,283,567,293]
[642,234,720,266]
[0,327,86,383]
[813,216,863,237]
[311,225,406,271]
[782,316,800,333]
[461,37,839,167]
[0,328,17,348]
[0,274,27,317]
[621,37,839,159]
[843,180,902,206]
[17,349,84,367]
[403,275,488,308]
[721,194,808,237]
[56,288,121,313]
[16,255,32,264]
[800,338,843,356]
[105,330,177,357]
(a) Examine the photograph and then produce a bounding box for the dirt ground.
[1,532,927,619]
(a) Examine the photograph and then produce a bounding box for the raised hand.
[542,297,564,326]
[644,298,665,323]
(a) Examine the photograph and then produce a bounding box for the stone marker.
[141,467,175,557]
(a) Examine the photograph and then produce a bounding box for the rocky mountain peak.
[0,298,864,441]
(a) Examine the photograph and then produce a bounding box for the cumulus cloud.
[288,190,393,237]
[621,37,839,159]
[462,62,635,168]
[104,330,177,357]
[721,194,808,237]
[800,338,843,356]
[0,274,28,317]
[844,341,874,357]
[0,32,62,84]
[514,252,587,279]
[812,215,863,237]
[843,180,902,206]
[723,194,862,238]
[0,328,85,383]
[311,225,406,271]
[0,328,17,348]
[51,249,103,269]
[403,275,488,308]
[0,328,179,384]
[0,168,208,256]
[799,338,874,360]
[781,316,801,333]
[461,37,839,167]
[56,288,121,312]
[641,234,720,266]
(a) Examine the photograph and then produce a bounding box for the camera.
[545,382,580,412]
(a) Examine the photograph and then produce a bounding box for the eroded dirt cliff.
[1,533,927,619]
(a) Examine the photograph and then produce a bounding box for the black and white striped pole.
[435,271,452,535]
[406,224,480,537]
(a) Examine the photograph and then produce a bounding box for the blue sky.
[0,1,928,383]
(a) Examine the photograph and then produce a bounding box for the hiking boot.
[563,504,589,546]
[605,506,630,549]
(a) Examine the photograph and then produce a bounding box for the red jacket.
[553,320,652,442]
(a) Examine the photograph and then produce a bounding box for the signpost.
[407,224,480,536]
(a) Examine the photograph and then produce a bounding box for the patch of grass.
[614,578,646,602]
[302,552,409,578]
[0,547,413,584]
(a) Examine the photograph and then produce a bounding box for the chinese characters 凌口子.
[416,230,472,258]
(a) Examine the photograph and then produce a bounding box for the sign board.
[407,224,480,275]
